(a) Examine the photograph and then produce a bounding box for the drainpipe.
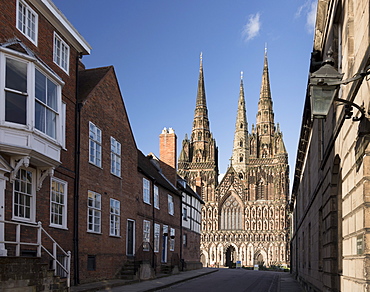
[179,189,183,271]
[73,53,83,285]
[151,178,156,270]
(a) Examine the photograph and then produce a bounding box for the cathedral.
[178,51,289,268]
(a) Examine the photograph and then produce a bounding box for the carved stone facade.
[178,52,289,268]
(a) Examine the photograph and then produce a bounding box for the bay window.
[2,54,64,144]
[35,69,58,138]
[5,58,27,124]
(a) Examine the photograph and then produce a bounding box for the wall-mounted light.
[309,50,370,121]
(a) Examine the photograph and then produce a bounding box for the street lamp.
[309,51,370,121]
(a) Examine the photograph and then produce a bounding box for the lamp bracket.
[326,65,370,86]
[334,97,365,121]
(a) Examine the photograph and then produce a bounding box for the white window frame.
[87,191,101,233]
[143,178,150,204]
[154,223,160,253]
[143,220,150,251]
[2,54,64,142]
[53,32,69,73]
[110,198,120,237]
[12,167,36,223]
[168,194,174,215]
[16,0,38,45]
[110,137,121,177]
[50,177,67,229]
[89,122,102,167]
[154,185,159,209]
[170,228,175,251]
[183,207,187,220]
[35,68,59,139]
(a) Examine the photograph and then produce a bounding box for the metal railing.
[0,220,71,287]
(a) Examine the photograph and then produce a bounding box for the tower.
[178,53,219,202]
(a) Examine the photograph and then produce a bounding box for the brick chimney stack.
[159,127,177,186]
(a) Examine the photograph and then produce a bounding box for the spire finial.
[200,52,203,67]
[240,71,243,80]
[264,43,267,56]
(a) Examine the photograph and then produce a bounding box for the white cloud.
[295,0,317,33]
[242,13,261,42]
[306,1,317,33]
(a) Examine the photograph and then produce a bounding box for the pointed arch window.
[220,194,242,230]
[256,179,265,200]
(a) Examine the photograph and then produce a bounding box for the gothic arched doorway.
[225,246,236,268]
[255,252,264,267]
[200,253,207,267]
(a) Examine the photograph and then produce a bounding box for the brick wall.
[77,67,139,283]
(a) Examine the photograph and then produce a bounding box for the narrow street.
[158,268,280,292]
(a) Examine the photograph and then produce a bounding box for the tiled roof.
[137,150,180,197]
[177,175,204,204]
[78,66,112,102]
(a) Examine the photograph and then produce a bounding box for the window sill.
[110,172,122,179]
[11,218,37,225]
[109,234,121,238]
[49,224,68,230]
[88,161,103,169]
[87,230,102,235]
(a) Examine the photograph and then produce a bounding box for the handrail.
[0,220,71,288]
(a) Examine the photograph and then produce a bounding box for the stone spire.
[191,52,212,162]
[231,71,249,175]
[178,53,218,201]
[256,47,275,158]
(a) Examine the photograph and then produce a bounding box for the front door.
[162,234,168,263]
[126,220,135,256]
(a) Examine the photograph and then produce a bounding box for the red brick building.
[0,0,90,288]
[76,65,139,283]
[0,1,203,290]
[159,127,203,270]
[137,149,182,274]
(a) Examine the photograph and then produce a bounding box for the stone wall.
[0,257,67,292]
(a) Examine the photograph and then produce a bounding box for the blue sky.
[53,0,317,187]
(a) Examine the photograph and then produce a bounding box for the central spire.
[256,47,276,158]
[231,71,249,175]
[192,52,210,146]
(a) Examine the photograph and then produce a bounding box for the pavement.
[70,268,304,292]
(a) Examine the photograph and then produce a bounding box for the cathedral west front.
[178,50,289,268]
